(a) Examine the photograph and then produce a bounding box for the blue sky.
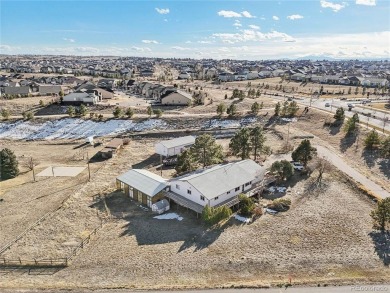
[1,0,389,59]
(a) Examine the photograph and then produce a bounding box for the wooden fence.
[0,258,67,267]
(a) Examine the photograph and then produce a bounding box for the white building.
[169,160,266,208]
[155,136,196,157]
[62,92,101,105]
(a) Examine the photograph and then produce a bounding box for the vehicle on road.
[325,102,330,107]
[347,103,354,108]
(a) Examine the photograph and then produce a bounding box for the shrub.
[268,198,291,212]
[238,194,255,217]
[113,106,123,118]
[23,111,34,120]
[153,109,163,118]
[1,109,10,120]
[202,205,232,225]
[125,107,134,118]
[39,100,44,107]
[253,206,263,218]
[123,138,130,145]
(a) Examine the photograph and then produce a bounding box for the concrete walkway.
[316,145,389,199]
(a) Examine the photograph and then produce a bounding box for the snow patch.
[0,118,168,140]
[268,186,287,193]
[205,117,257,129]
[234,214,251,223]
[153,213,183,221]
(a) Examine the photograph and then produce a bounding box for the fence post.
[19,257,21,265]
[34,258,37,265]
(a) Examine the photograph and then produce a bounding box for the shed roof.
[173,160,266,200]
[117,169,168,197]
[106,138,123,149]
[156,136,196,150]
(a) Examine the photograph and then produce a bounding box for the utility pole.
[31,157,35,182]
[87,152,91,181]
[160,155,163,176]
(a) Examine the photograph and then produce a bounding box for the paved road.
[3,285,390,293]
[316,145,390,198]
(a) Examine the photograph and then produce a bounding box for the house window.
[214,196,219,200]
[235,187,240,192]
[200,195,205,201]
[187,189,192,195]
[227,191,231,194]
[245,182,251,187]
[176,184,180,190]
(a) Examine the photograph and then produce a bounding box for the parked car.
[291,161,304,171]
[325,102,330,107]
[347,103,354,108]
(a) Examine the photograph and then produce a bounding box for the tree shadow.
[362,148,380,169]
[132,154,160,169]
[378,159,390,180]
[328,122,343,136]
[369,231,390,266]
[339,133,357,153]
[92,192,225,252]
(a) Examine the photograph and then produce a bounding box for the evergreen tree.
[287,101,299,116]
[216,103,226,117]
[0,148,19,180]
[125,107,134,118]
[343,113,359,135]
[250,126,267,160]
[147,106,152,117]
[229,128,252,159]
[190,134,224,168]
[175,150,197,175]
[270,160,294,181]
[113,106,123,118]
[153,109,163,118]
[67,106,75,117]
[364,130,381,149]
[370,198,390,231]
[291,139,317,167]
[334,107,345,122]
[381,136,390,159]
[79,104,88,117]
[1,109,10,120]
[274,102,281,116]
[227,104,237,116]
[251,102,260,115]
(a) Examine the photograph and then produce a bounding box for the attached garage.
[116,169,168,208]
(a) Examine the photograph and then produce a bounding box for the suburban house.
[116,169,169,207]
[116,159,269,214]
[62,91,101,105]
[38,85,62,96]
[168,160,267,211]
[3,86,31,96]
[155,136,196,157]
[161,90,192,105]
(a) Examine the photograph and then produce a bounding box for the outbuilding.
[116,169,169,207]
[155,136,196,157]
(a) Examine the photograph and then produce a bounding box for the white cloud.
[233,20,242,27]
[217,10,242,18]
[164,19,168,22]
[320,0,347,12]
[198,41,213,44]
[356,0,376,5]
[0,44,21,52]
[287,14,304,20]
[155,8,170,14]
[171,46,191,51]
[272,16,280,20]
[142,40,159,44]
[248,25,260,30]
[241,11,256,18]
[63,38,75,43]
[185,41,192,44]
[212,29,296,43]
[131,46,152,52]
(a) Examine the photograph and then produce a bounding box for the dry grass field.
[0,126,389,290]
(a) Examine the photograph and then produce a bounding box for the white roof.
[156,136,196,149]
[172,160,266,200]
[117,169,168,197]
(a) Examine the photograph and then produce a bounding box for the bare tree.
[313,157,332,186]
